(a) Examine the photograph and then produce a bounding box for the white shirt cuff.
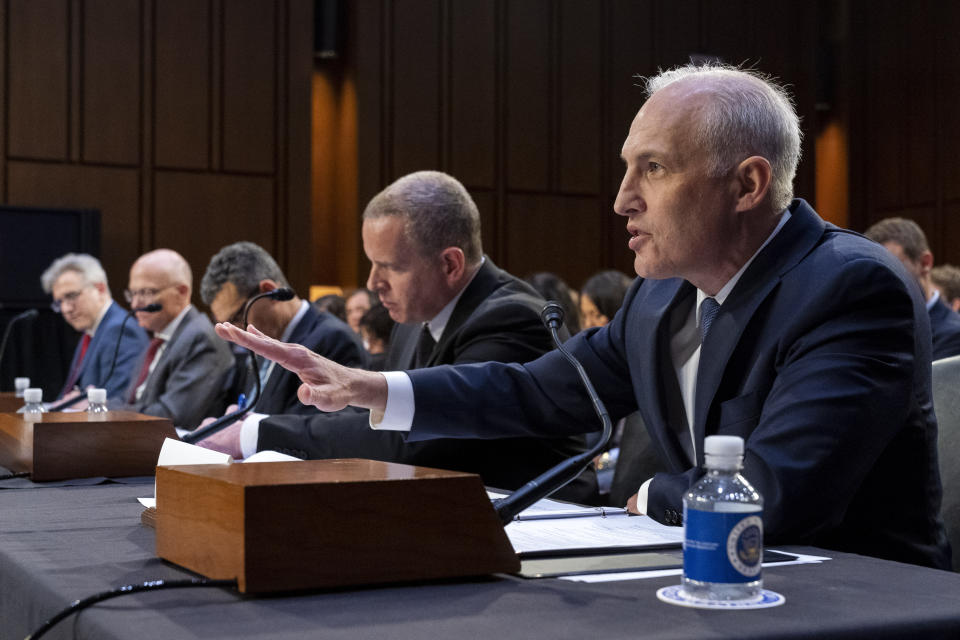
[240,412,268,459]
[636,478,652,514]
[371,371,414,431]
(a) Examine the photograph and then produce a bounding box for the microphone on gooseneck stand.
[491,300,614,525]
[181,287,295,444]
[0,308,39,373]
[47,303,163,412]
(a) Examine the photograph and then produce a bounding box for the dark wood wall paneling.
[848,1,960,266]
[353,0,820,290]
[1,0,312,306]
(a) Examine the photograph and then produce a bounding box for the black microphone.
[102,303,163,393]
[49,303,164,412]
[181,287,295,444]
[491,300,614,525]
[0,309,39,375]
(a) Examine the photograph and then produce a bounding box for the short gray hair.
[643,64,802,211]
[200,241,289,305]
[362,171,483,264]
[41,253,109,295]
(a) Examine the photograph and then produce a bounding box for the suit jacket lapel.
[261,306,317,400]
[634,278,695,471]
[425,259,501,367]
[693,200,826,456]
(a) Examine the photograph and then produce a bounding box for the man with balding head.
[114,249,234,427]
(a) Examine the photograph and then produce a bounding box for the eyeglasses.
[51,286,91,313]
[124,285,175,304]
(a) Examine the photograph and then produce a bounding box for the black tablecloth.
[1,482,959,640]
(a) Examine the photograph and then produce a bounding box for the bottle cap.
[14,377,29,390]
[704,435,744,457]
[87,388,107,404]
[23,388,42,403]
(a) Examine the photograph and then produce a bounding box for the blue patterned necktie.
[699,297,720,343]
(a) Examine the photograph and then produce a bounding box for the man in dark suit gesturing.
[199,241,366,415]
[199,171,595,501]
[114,249,234,427]
[215,65,951,569]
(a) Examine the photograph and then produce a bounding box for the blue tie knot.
[699,297,721,342]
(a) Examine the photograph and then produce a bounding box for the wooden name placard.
[155,459,520,593]
[0,411,176,480]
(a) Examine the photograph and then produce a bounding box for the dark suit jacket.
[232,304,367,415]
[929,297,960,360]
[405,200,952,570]
[116,306,234,427]
[257,259,597,503]
[61,300,150,399]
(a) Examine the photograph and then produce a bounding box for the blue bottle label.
[683,508,763,583]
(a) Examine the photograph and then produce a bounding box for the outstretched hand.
[214,323,388,414]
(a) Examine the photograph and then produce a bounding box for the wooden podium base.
[155,459,520,593]
[0,411,176,480]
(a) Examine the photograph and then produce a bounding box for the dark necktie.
[699,297,720,343]
[128,337,164,402]
[60,333,91,397]
[413,324,435,369]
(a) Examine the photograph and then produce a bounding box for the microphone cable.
[492,300,614,525]
[181,287,294,444]
[24,577,238,640]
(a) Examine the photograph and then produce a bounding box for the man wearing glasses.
[41,253,149,400]
[114,248,234,427]
[199,241,366,416]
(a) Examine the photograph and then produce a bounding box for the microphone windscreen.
[135,303,162,313]
[270,287,295,301]
[540,301,565,329]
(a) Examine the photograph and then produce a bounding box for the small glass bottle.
[682,435,763,601]
[86,388,109,415]
[14,377,30,398]
[17,388,46,418]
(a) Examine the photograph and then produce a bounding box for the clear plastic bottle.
[682,435,763,601]
[86,388,108,414]
[14,377,30,398]
[16,388,46,418]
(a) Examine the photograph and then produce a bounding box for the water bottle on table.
[682,435,763,601]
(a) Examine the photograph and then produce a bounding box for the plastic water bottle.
[86,388,109,414]
[14,377,30,398]
[17,388,46,417]
[682,435,763,601]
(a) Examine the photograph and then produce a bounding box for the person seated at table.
[198,170,596,503]
[111,249,234,427]
[525,271,581,335]
[200,241,366,415]
[312,293,347,323]
[214,65,952,570]
[864,217,960,360]
[931,264,960,313]
[40,253,149,400]
[358,303,394,371]
[579,270,633,330]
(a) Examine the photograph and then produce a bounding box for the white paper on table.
[505,512,684,555]
[558,550,832,583]
[136,440,302,507]
[487,490,628,520]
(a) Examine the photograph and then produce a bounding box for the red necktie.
[61,334,92,395]
[128,337,165,403]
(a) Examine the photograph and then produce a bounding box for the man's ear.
[919,251,934,277]
[258,279,278,293]
[439,247,466,285]
[733,156,773,212]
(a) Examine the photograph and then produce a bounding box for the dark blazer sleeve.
[86,305,150,399]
